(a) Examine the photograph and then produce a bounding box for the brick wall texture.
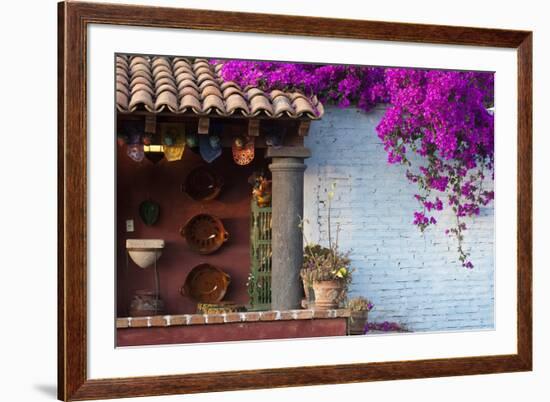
[303,106,495,332]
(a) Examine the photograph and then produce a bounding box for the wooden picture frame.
[58,1,532,400]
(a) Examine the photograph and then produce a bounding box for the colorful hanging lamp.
[161,123,186,162]
[232,136,255,165]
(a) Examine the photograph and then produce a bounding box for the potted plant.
[347,296,374,335]
[299,184,354,310]
[300,244,352,309]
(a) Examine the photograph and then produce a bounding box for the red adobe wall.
[116,144,263,317]
[117,318,348,346]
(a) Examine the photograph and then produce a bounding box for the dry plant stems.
[299,183,354,304]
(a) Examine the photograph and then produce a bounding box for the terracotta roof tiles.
[116,54,324,119]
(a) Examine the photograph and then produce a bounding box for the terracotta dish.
[181,264,231,303]
[180,214,229,254]
[184,166,223,201]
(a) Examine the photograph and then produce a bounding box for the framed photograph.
[58,1,532,400]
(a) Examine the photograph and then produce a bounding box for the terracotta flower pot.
[301,279,315,305]
[349,310,369,335]
[311,280,343,310]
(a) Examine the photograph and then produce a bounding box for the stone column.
[267,146,311,310]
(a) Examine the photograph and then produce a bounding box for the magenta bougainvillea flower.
[215,60,494,268]
[365,321,406,333]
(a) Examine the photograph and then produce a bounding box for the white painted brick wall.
[303,106,494,332]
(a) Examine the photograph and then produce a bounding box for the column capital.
[269,161,306,173]
[266,146,311,159]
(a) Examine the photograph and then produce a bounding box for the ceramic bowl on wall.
[184,166,223,202]
[181,263,231,303]
[180,214,229,255]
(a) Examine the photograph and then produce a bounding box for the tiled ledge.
[117,309,350,329]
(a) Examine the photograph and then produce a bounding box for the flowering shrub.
[217,61,387,111]
[302,244,352,282]
[378,69,494,269]
[217,60,494,268]
[347,296,374,312]
[365,321,407,333]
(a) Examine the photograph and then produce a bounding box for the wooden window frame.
[58,2,532,400]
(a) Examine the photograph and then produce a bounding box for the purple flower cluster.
[413,211,436,227]
[364,321,406,333]
[216,60,495,268]
[376,69,494,267]
[216,60,389,111]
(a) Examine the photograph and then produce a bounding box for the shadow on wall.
[116,146,265,316]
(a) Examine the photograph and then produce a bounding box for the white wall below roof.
[304,106,495,332]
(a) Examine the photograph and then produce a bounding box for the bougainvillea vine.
[365,321,407,333]
[216,60,494,268]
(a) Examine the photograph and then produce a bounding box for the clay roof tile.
[151,57,171,69]
[220,81,242,92]
[154,74,176,87]
[247,87,266,99]
[116,55,324,119]
[129,56,150,68]
[131,83,154,97]
[223,86,245,98]
[116,67,129,81]
[269,89,287,100]
[116,91,129,112]
[199,79,219,92]
[271,93,293,117]
[152,66,173,79]
[173,65,194,77]
[116,55,128,64]
[179,94,202,114]
[201,85,223,99]
[202,94,226,115]
[174,72,195,85]
[155,82,178,97]
[177,79,199,92]
[225,93,250,115]
[129,71,153,85]
[178,86,200,99]
[116,82,129,96]
[194,65,212,77]
[196,72,216,85]
[193,60,210,70]
[292,96,316,117]
[154,91,178,113]
[129,76,153,91]
[128,90,154,112]
[249,93,274,116]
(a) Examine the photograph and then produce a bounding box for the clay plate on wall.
[184,166,223,201]
[181,263,231,303]
[180,214,229,254]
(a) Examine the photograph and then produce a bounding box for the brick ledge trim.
[117,309,350,329]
